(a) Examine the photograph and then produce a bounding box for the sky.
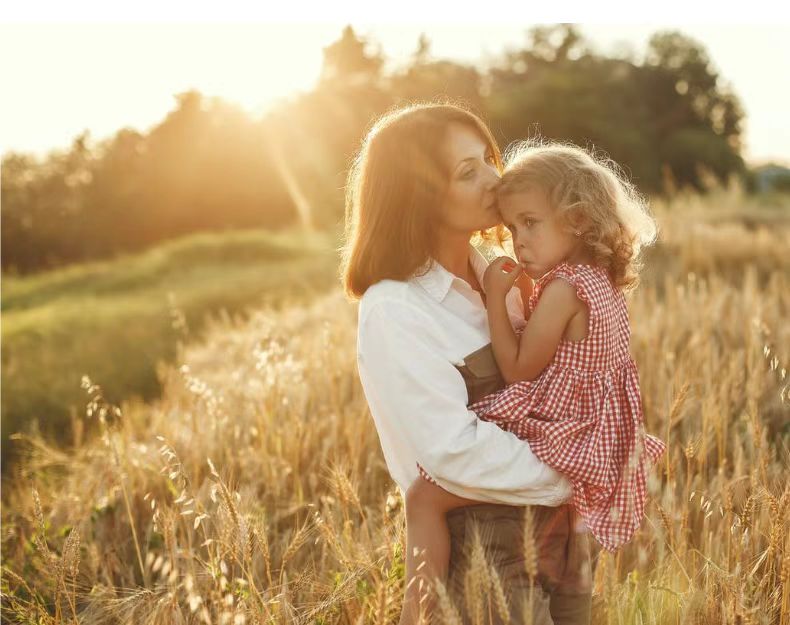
[2,5,789,165]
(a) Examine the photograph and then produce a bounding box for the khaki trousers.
[442,502,593,625]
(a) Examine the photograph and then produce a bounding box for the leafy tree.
[484,25,744,193]
[1,133,96,273]
[319,25,384,85]
[642,31,745,189]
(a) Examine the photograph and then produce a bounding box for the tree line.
[2,24,749,275]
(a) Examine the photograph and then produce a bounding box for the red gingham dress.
[418,262,666,553]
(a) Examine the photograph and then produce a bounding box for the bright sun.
[0,22,338,156]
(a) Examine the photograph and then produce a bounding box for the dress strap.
[528,263,598,326]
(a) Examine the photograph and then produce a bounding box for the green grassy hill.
[1,228,341,468]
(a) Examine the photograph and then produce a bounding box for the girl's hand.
[483,256,523,298]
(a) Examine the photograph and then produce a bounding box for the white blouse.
[356,243,573,505]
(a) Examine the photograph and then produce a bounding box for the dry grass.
[2,186,789,624]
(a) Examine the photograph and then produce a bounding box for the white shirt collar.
[412,243,489,302]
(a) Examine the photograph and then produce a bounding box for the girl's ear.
[568,212,593,237]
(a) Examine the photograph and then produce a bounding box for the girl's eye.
[525,219,535,228]
[461,168,475,180]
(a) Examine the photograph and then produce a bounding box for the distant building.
[752,163,790,193]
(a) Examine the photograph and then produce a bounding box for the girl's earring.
[575,231,581,237]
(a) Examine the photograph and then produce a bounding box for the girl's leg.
[398,476,487,625]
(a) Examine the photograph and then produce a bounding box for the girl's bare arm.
[488,278,582,383]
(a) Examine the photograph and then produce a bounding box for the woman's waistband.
[446,501,571,522]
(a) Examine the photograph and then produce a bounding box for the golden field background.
[1,185,789,624]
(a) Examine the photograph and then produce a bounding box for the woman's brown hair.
[340,102,503,300]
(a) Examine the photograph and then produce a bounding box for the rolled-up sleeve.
[357,297,572,506]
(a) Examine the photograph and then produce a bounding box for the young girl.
[398,141,667,625]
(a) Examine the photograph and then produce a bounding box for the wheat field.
[2,186,789,624]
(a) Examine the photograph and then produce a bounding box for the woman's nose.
[483,167,501,190]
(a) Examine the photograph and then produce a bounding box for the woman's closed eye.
[460,153,495,180]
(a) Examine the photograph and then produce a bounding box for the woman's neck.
[434,231,473,280]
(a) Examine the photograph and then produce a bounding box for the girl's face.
[499,186,583,279]
[436,123,501,235]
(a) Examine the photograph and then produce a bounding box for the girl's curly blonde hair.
[497,138,657,292]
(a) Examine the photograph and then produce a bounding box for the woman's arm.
[357,295,572,506]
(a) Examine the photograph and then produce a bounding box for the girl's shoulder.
[529,262,612,313]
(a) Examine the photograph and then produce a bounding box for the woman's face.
[436,123,501,234]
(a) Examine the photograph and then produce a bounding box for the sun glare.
[0,23,336,155]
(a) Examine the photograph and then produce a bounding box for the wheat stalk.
[522,507,538,581]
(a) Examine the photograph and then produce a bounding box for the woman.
[340,102,593,625]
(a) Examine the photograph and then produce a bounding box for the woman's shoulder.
[360,279,409,304]
[358,279,436,328]
[359,279,409,316]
